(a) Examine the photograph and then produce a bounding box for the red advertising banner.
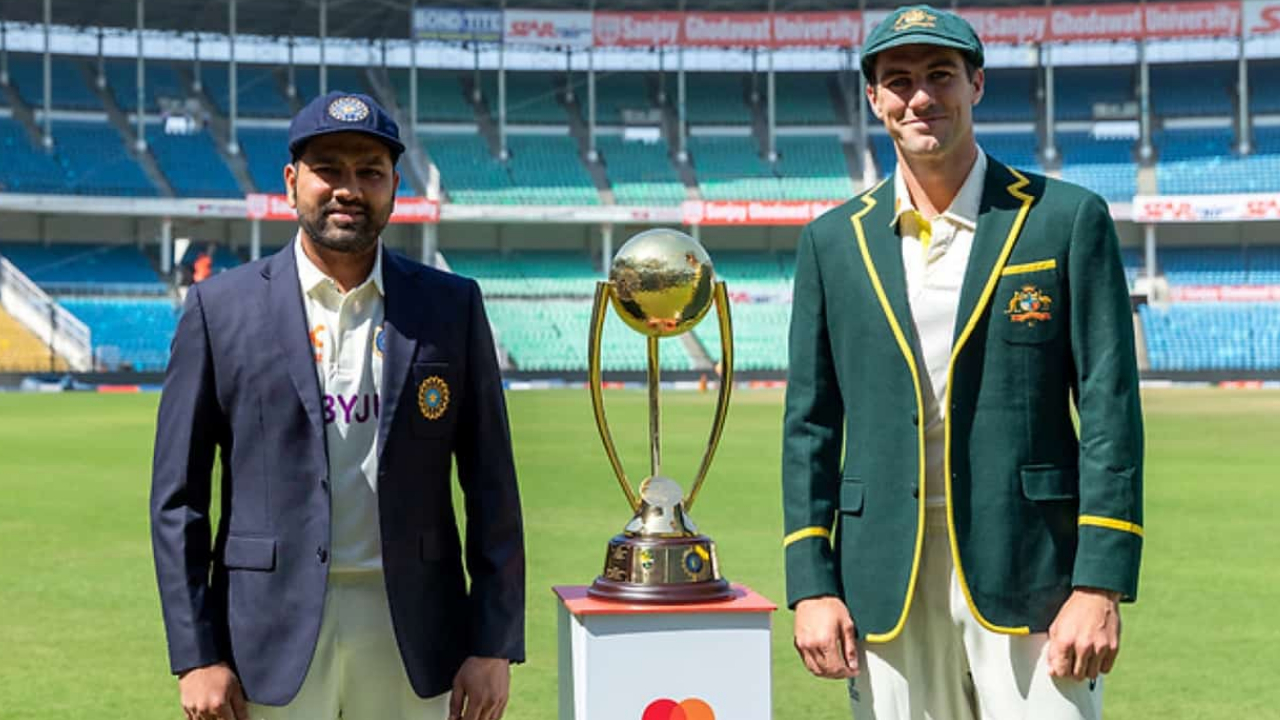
[681,200,843,226]
[1244,0,1280,35]
[959,8,1050,44]
[1048,4,1144,41]
[1134,194,1280,222]
[245,195,440,224]
[681,12,772,47]
[1169,285,1280,301]
[1144,1,1241,38]
[772,11,862,47]
[593,12,683,47]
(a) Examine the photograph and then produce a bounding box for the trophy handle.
[588,281,640,512]
[685,280,734,512]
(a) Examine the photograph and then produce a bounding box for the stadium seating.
[1056,131,1136,202]
[586,72,651,125]
[486,298,697,372]
[1150,63,1235,117]
[1248,59,1280,114]
[686,73,750,125]
[0,118,72,194]
[775,74,840,125]
[690,135,779,200]
[506,135,599,204]
[235,126,290,194]
[874,131,1041,178]
[1141,302,1280,371]
[200,64,292,118]
[0,306,68,372]
[1053,66,1134,122]
[479,72,570,123]
[708,251,792,295]
[57,297,180,372]
[774,135,855,200]
[294,66,371,104]
[390,70,475,123]
[54,120,157,196]
[693,299,790,371]
[975,67,1035,122]
[147,125,243,198]
[1153,128,1280,195]
[5,53,102,111]
[445,250,599,297]
[596,136,687,206]
[105,58,187,112]
[0,243,165,293]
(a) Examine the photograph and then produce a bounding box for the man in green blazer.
[782,6,1143,719]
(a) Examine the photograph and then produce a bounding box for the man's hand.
[1048,587,1122,681]
[178,662,248,720]
[449,656,510,720]
[793,596,859,679]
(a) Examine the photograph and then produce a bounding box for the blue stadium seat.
[54,121,157,196]
[0,242,165,293]
[5,53,102,111]
[106,59,187,112]
[1054,66,1134,122]
[147,125,242,198]
[1151,63,1234,117]
[1141,302,1280,371]
[1057,131,1136,202]
[875,131,1041,178]
[58,297,180,372]
[236,127,290,194]
[1153,128,1280,194]
[294,67,370,104]
[200,64,292,118]
[1249,59,1280,114]
[0,118,70,194]
[975,67,1035,122]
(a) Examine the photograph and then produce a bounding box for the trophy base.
[588,533,733,604]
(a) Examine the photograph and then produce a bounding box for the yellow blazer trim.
[783,526,832,547]
[1079,515,1144,538]
[850,182,928,645]
[1001,258,1057,276]
[942,167,1036,637]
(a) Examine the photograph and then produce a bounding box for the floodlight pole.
[1143,224,1157,282]
[193,34,202,92]
[1138,36,1151,162]
[587,0,597,162]
[160,218,173,275]
[228,0,239,155]
[409,0,419,136]
[287,37,297,99]
[1238,30,1251,155]
[250,219,261,261]
[1,22,8,86]
[498,0,508,161]
[1043,45,1057,165]
[43,0,53,150]
[319,0,328,96]
[136,0,146,152]
[676,0,687,162]
[96,28,105,89]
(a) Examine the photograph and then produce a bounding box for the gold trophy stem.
[588,282,639,512]
[684,281,734,512]
[647,335,661,478]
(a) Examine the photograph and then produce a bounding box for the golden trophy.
[587,228,734,603]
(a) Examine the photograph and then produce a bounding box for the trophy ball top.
[608,229,716,338]
[639,476,685,508]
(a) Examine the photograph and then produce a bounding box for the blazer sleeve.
[1067,193,1144,601]
[454,280,526,661]
[781,224,845,608]
[150,284,229,674]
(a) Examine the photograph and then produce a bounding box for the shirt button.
[317,547,328,564]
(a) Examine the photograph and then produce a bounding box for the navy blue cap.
[288,91,405,162]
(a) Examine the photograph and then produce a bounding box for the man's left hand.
[449,656,510,720]
[1047,587,1122,681]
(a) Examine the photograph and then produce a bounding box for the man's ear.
[971,67,985,106]
[865,83,883,120]
[284,163,298,209]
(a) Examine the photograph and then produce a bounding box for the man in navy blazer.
[151,92,524,720]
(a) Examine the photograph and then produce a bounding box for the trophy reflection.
[587,229,734,603]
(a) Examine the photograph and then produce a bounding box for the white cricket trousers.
[247,571,450,720]
[848,507,1103,720]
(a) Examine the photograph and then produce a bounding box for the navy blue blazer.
[150,243,525,706]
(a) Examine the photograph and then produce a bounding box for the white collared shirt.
[891,150,987,506]
[295,236,386,572]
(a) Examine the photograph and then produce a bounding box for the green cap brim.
[861,33,982,80]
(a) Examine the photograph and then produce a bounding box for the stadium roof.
[0,0,1111,42]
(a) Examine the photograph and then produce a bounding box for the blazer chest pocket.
[411,362,459,437]
[994,267,1061,345]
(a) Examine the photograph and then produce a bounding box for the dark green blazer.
[781,158,1143,642]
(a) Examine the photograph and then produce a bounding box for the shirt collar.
[294,232,385,298]
[891,148,987,232]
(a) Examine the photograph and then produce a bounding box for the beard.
[295,191,392,255]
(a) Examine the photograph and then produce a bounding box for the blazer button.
[911,484,920,499]
[317,547,328,564]
[320,479,330,493]
[911,412,919,426]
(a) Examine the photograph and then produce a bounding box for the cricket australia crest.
[1005,284,1053,326]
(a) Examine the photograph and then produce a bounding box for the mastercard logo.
[642,698,715,720]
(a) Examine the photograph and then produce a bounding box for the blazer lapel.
[850,177,919,354]
[378,248,424,459]
[952,159,1037,347]
[265,244,325,433]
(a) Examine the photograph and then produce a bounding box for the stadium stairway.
[563,95,617,203]
[80,61,176,197]
[173,65,259,194]
[0,305,69,372]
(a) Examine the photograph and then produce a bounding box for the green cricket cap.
[860,5,984,80]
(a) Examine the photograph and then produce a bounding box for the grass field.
[1,388,1278,719]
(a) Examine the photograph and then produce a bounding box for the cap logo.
[328,96,370,123]
[894,9,937,32]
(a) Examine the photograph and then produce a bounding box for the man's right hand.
[178,662,248,720]
[793,596,859,679]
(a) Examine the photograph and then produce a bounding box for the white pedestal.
[554,584,776,720]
